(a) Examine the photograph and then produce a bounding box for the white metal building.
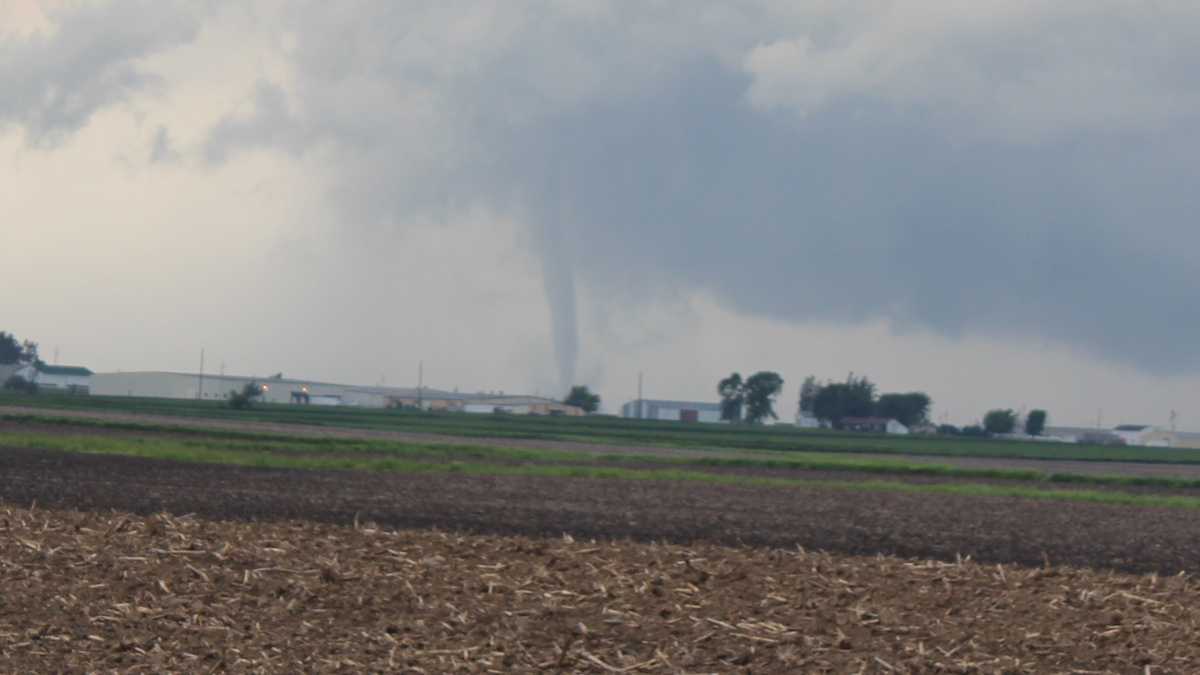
[90,371,425,407]
[88,371,584,415]
[32,365,93,393]
[620,399,723,423]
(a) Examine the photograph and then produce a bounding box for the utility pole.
[197,348,205,400]
[1096,408,1103,430]
[1171,410,1178,433]
[417,361,424,410]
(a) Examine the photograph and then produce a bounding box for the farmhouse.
[620,399,723,423]
[841,417,909,435]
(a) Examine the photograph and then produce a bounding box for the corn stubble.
[0,506,1195,673]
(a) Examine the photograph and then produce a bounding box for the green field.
[5,426,1200,510]
[2,391,1198,464]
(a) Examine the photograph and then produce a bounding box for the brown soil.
[1,505,1197,673]
[2,447,1199,576]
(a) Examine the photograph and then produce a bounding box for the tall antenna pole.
[1096,408,1103,430]
[197,348,205,400]
[417,361,424,410]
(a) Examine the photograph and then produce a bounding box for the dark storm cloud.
[0,1,201,145]
[488,62,1200,373]
[199,3,1200,375]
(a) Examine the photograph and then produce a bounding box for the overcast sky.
[4,1,1199,428]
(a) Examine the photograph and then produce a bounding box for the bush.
[961,424,989,438]
[3,375,37,394]
[936,424,960,436]
[228,382,261,410]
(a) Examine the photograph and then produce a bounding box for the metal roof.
[36,364,93,376]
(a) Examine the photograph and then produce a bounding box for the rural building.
[32,364,93,394]
[91,371,434,407]
[795,411,824,428]
[1044,425,1180,447]
[1042,426,1099,444]
[841,417,909,435]
[385,393,465,411]
[460,396,585,416]
[620,399,723,423]
[1173,432,1200,449]
[1112,425,1172,447]
[89,370,582,416]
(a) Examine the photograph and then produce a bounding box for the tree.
[3,375,37,394]
[717,373,744,423]
[983,409,1017,435]
[0,332,36,366]
[961,424,988,438]
[797,376,820,417]
[1025,409,1048,436]
[564,385,600,413]
[743,371,784,424]
[937,424,960,436]
[874,392,932,428]
[812,375,876,428]
[228,381,262,410]
[0,333,20,365]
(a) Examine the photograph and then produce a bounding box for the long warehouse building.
[89,371,584,415]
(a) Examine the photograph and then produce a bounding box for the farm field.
[3,506,1199,673]
[7,401,1200,483]
[4,405,1200,671]
[6,393,1200,464]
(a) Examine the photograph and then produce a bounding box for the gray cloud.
[203,2,1200,378]
[0,1,203,146]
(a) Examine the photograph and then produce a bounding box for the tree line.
[717,372,785,424]
[714,369,1051,437]
[718,371,931,428]
[795,374,931,429]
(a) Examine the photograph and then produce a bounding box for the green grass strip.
[7,421,1200,492]
[4,430,1200,510]
[8,392,1200,465]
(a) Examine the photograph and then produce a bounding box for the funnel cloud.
[6,2,1200,425]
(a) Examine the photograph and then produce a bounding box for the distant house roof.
[1114,425,1152,432]
[36,364,93,377]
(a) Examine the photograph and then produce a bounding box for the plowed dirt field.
[4,414,1200,672]
[2,506,1198,673]
[2,446,1200,575]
